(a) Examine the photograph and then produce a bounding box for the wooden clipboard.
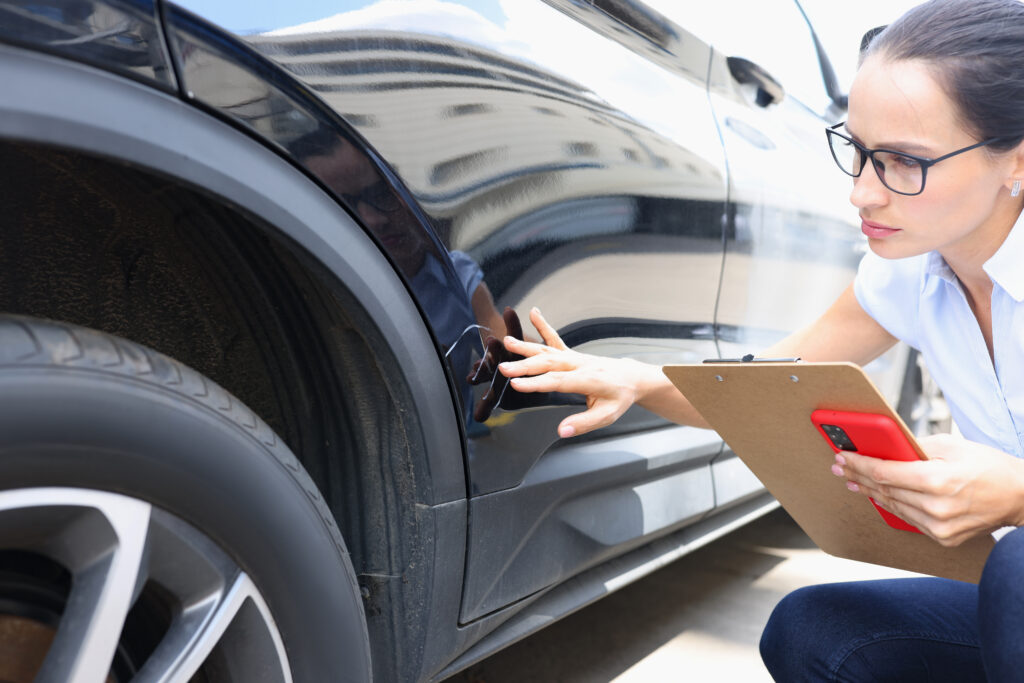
[662,361,993,583]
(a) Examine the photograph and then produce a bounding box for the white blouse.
[854,211,1024,459]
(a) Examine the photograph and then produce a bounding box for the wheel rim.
[0,488,292,683]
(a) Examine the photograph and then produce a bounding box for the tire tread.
[0,315,349,561]
[0,314,372,680]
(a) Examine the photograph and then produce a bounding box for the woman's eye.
[894,155,921,169]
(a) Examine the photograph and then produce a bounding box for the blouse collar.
[921,209,1024,301]
[983,209,1024,302]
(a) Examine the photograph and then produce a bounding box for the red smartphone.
[810,409,923,534]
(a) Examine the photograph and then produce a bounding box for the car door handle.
[727,56,784,107]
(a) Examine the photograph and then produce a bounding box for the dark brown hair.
[864,0,1024,151]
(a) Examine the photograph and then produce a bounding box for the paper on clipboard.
[662,361,993,583]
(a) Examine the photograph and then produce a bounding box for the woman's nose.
[849,162,891,210]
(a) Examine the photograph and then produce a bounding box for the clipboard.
[662,361,993,583]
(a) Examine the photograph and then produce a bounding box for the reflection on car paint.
[160,0,863,633]
[162,6,483,371]
[165,2,727,451]
[0,0,174,88]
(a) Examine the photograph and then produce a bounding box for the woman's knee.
[761,578,980,682]
[760,585,837,680]
[980,527,1024,589]
[978,528,1024,678]
[979,527,1024,626]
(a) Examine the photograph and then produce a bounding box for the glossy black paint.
[0,0,174,89]
[159,0,733,665]
[163,1,729,475]
[161,6,474,352]
[226,4,731,634]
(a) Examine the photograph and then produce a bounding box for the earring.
[1013,180,1022,198]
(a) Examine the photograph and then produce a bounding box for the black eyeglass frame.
[826,122,1004,196]
[340,180,404,214]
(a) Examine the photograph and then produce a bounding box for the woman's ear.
[1006,140,1024,195]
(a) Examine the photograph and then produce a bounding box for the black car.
[0,1,930,681]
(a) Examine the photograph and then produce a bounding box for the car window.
[644,0,832,112]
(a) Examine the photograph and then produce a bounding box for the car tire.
[0,315,371,682]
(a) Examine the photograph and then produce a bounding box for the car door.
[653,0,913,509]
[681,0,860,347]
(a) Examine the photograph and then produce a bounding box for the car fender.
[0,42,466,506]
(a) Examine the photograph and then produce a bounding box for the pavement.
[447,507,919,682]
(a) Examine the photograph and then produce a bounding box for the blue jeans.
[759,528,1024,682]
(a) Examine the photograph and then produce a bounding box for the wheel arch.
[0,43,466,681]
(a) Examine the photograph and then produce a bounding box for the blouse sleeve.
[852,249,923,350]
[448,250,485,301]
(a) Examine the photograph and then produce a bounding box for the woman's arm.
[500,284,899,437]
[758,283,898,364]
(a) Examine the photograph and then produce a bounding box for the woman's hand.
[832,433,1024,546]
[499,308,647,438]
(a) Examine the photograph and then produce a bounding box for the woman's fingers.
[529,307,569,351]
[498,308,568,363]
[503,306,524,341]
[835,450,925,490]
[830,451,982,545]
[501,335,557,359]
[829,435,1024,546]
[493,307,638,439]
[499,346,580,378]
[558,400,628,438]
[507,369,585,394]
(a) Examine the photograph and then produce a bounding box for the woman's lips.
[861,218,901,239]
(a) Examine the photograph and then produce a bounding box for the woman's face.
[845,55,1018,263]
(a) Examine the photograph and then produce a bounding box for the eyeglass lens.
[344,181,403,213]
[829,133,924,195]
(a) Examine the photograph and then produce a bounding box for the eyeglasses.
[826,122,1004,196]
[341,180,403,214]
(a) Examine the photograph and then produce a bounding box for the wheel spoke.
[0,488,292,683]
[0,488,151,683]
[134,573,292,683]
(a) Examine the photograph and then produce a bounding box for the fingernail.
[835,454,847,466]
[846,481,859,492]
[559,424,575,438]
[831,464,844,477]
[504,336,517,344]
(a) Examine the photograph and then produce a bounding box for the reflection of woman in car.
[303,132,511,423]
[498,0,1024,678]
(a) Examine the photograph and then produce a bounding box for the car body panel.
[0,0,175,89]
[461,424,722,620]
[162,4,475,358]
[164,0,735,624]
[0,1,911,679]
[0,40,467,506]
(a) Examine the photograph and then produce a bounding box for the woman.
[498,1,1024,679]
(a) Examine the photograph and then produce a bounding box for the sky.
[173,0,925,92]
[799,0,924,90]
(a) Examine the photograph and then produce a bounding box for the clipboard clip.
[703,354,802,363]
